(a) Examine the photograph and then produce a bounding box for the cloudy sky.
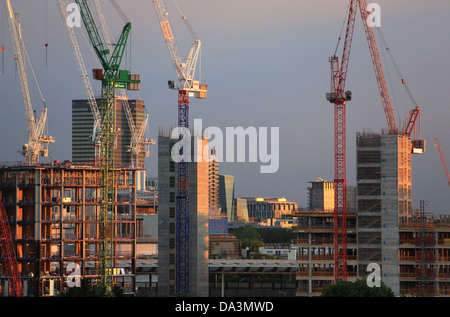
[0,0,449,213]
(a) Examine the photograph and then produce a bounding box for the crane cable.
[23,40,46,108]
[1,2,5,75]
[172,0,198,40]
[376,27,418,108]
[44,0,48,68]
[334,0,352,57]
[171,0,202,82]
[109,0,129,23]
[376,28,401,127]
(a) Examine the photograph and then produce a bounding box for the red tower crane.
[435,137,450,188]
[327,0,423,281]
[0,202,23,297]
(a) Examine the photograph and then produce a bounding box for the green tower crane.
[74,0,141,291]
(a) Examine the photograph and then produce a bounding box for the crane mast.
[327,0,359,282]
[4,0,54,164]
[75,0,141,290]
[153,0,207,294]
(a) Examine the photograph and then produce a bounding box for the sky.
[0,0,449,213]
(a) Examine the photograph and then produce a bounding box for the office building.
[246,197,297,220]
[218,174,235,221]
[72,97,147,167]
[307,179,357,211]
[307,178,335,211]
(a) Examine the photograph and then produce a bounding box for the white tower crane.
[152,0,207,98]
[152,0,207,294]
[56,0,102,159]
[4,0,54,164]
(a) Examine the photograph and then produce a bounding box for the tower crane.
[152,0,207,294]
[74,0,141,290]
[0,201,22,297]
[4,0,54,164]
[435,137,450,189]
[56,0,102,160]
[327,0,424,281]
[59,0,154,168]
[92,0,155,168]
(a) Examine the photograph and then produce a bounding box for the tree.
[234,225,264,253]
[321,278,395,297]
[234,225,262,240]
[59,278,124,297]
[257,228,294,244]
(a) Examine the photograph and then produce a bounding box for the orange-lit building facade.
[0,162,140,296]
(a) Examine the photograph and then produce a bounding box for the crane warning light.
[161,21,173,39]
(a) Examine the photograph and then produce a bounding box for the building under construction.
[292,208,450,296]
[292,131,449,296]
[0,161,142,296]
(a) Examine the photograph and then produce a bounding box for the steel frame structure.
[0,202,22,297]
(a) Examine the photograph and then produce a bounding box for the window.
[169,177,175,188]
[170,192,175,203]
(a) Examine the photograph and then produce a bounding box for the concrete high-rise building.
[307,179,335,211]
[307,180,357,212]
[347,185,357,211]
[356,132,412,294]
[157,134,209,296]
[72,97,147,167]
[218,174,235,221]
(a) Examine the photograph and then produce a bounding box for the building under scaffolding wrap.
[0,161,142,296]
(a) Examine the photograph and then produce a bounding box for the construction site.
[0,0,449,298]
